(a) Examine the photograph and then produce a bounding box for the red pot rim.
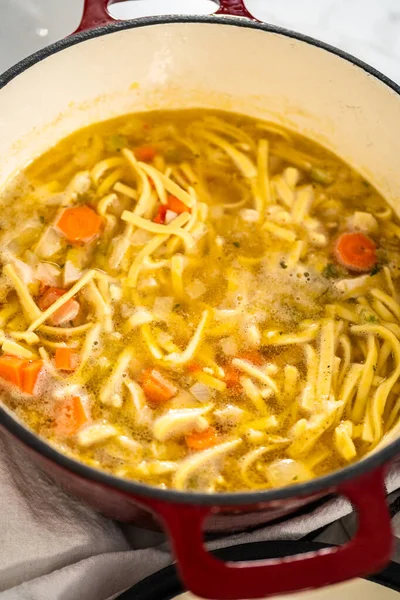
[1,15,400,506]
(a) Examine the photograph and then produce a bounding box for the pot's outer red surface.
[3,428,328,531]
[1,0,400,597]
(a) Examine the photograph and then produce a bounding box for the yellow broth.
[0,109,399,492]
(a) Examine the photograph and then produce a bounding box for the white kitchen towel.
[0,429,399,600]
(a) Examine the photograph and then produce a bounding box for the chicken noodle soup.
[0,110,399,492]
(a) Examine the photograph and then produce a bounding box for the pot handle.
[76,0,115,33]
[215,1,257,19]
[144,467,393,599]
[76,0,257,33]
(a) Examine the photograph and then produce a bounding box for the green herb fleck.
[366,314,378,323]
[310,167,334,185]
[322,263,339,279]
[39,216,45,224]
[106,134,128,153]
[370,263,382,276]
[174,304,181,310]
[376,249,389,265]
[362,180,370,188]
[233,241,241,248]
[280,260,288,269]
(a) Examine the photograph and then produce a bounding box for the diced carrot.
[153,205,167,225]
[56,205,102,244]
[239,351,264,366]
[38,287,80,326]
[141,369,177,406]
[186,426,217,450]
[334,232,377,273]
[55,348,75,371]
[39,283,49,296]
[187,362,202,373]
[224,364,241,390]
[38,287,66,310]
[50,299,80,326]
[55,396,88,437]
[135,146,156,162]
[21,360,43,395]
[0,356,26,388]
[167,195,190,215]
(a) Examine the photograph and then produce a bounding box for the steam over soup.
[1,110,400,492]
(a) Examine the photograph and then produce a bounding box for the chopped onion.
[13,259,35,285]
[266,458,313,487]
[191,223,208,241]
[190,383,213,403]
[165,210,178,224]
[66,171,91,195]
[110,284,123,301]
[214,404,244,426]
[36,262,61,287]
[186,279,206,300]
[243,322,261,347]
[334,275,371,294]
[153,297,173,321]
[157,331,172,346]
[35,227,63,259]
[138,277,158,290]
[246,429,267,444]
[127,308,153,328]
[220,337,238,357]
[131,229,153,245]
[170,390,200,410]
[63,260,82,286]
[210,205,224,220]
[240,208,259,222]
[98,356,110,368]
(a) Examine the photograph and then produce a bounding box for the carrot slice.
[39,283,50,296]
[55,396,88,437]
[334,232,377,273]
[38,287,80,326]
[135,146,156,162]
[187,362,202,373]
[153,205,167,224]
[167,195,190,215]
[239,351,264,366]
[21,360,43,395]
[50,299,80,326]
[141,369,177,405]
[55,348,75,371]
[56,205,102,243]
[0,356,26,388]
[186,426,217,450]
[224,365,241,390]
[38,287,66,310]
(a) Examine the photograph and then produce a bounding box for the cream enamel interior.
[1,21,400,205]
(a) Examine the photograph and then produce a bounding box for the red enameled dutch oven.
[1,1,400,598]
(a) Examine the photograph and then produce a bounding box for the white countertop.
[1,0,400,84]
